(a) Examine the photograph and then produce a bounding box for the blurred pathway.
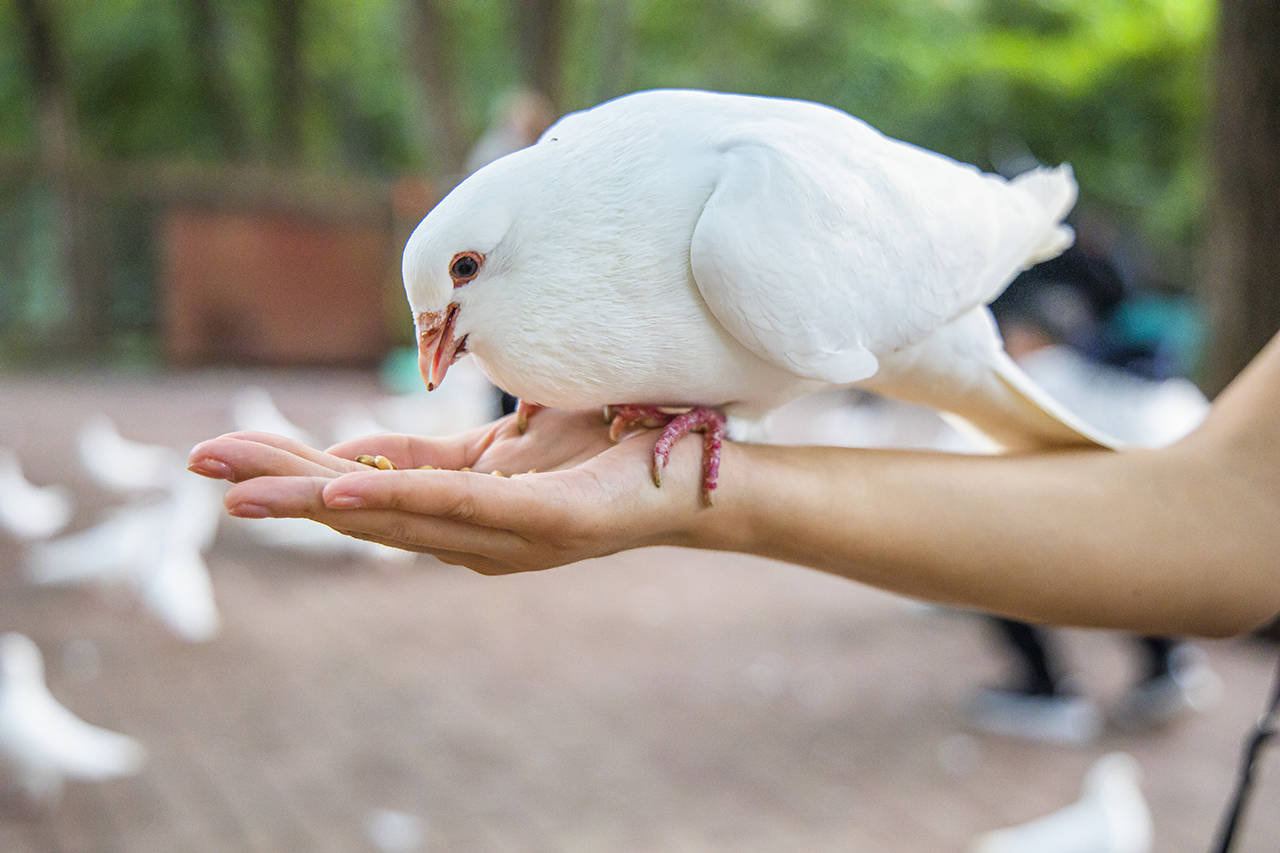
[0,370,1275,852]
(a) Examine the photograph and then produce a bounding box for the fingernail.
[325,494,364,509]
[188,458,232,479]
[228,502,271,518]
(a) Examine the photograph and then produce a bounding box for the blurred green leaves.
[0,0,1212,285]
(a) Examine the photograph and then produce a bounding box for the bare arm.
[701,335,1280,636]
[189,334,1280,638]
[705,439,1276,637]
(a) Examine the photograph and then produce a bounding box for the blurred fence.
[0,154,435,368]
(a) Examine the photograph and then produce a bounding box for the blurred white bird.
[376,360,502,438]
[25,475,223,642]
[77,414,181,493]
[330,404,393,447]
[138,541,220,642]
[331,359,500,446]
[402,89,1117,502]
[364,808,427,853]
[0,447,73,540]
[25,501,164,587]
[970,753,1153,853]
[1014,345,1208,447]
[0,633,145,804]
[236,516,415,565]
[231,386,315,445]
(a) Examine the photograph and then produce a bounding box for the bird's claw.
[514,400,543,435]
[612,405,726,505]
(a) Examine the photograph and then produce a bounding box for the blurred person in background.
[970,235,1220,744]
[465,88,557,176]
[463,88,558,416]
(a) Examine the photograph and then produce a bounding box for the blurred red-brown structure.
[161,207,391,367]
[156,171,436,367]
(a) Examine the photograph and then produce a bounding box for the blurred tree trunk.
[513,0,565,107]
[184,0,248,159]
[268,0,305,165]
[1203,2,1280,394]
[14,0,105,351]
[407,0,468,177]
[593,0,633,103]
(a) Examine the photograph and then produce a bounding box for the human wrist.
[672,440,767,555]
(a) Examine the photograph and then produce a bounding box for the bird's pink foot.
[608,405,726,506]
[515,400,544,434]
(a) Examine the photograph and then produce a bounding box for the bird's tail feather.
[865,307,1121,451]
[1011,164,1077,264]
[946,350,1122,451]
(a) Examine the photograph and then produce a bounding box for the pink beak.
[415,303,464,391]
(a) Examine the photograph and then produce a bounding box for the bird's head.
[0,632,43,685]
[401,165,516,391]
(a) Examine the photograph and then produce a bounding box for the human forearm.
[689,440,1279,637]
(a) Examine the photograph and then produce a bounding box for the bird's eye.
[449,252,482,285]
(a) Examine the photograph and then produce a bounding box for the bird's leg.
[608,405,726,506]
[515,400,544,434]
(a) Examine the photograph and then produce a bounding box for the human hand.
[187,408,708,574]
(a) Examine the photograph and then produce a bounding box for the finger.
[332,530,519,575]
[318,468,570,533]
[191,435,363,482]
[325,417,506,471]
[224,474,533,556]
[324,432,475,471]
[191,431,343,473]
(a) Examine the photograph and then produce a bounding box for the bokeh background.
[1,1,1278,851]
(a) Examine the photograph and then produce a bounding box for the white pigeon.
[401,89,1117,502]
[25,475,223,642]
[0,633,145,804]
[235,515,415,565]
[137,540,220,642]
[375,359,502,437]
[25,501,165,587]
[77,414,181,493]
[0,448,73,540]
[970,752,1153,853]
[364,808,428,853]
[330,404,394,447]
[231,386,316,445]
[1014,345,1208,447]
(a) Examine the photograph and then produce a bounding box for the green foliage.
[609,0,1213,288]
[0,0,1213,286]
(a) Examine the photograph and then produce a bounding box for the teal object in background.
[1111,295,1206,378]
[380,347,425,395]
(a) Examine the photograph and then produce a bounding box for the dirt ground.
[0,368,1276,852]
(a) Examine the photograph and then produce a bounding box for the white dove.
[0,447,73,540]
[25,475,223,642]
[231,386,316,445]
[0,633,145,804]
[331,404,394,447]
[970,752,1153,853]
[1014,345,1208,448]
[236,515,415,564]
[24,501,164,587]
[77,414,181,493]
[401,89,1117,503]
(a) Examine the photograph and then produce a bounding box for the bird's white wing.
[77,415,181,493]
[140,545,220,643]
[0,448,72,540]
[689,136,1076,385]
[20,694,146,780]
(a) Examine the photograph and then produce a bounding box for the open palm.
[188,408,703,573]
